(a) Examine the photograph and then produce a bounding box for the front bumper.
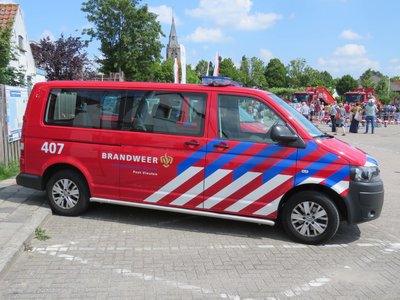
[343,179,384,225]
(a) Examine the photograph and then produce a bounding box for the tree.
[286,58,306,88]
[156,57,175,83]
[186,65,201,84]
[219,58,237,80]
[333,77,341,87]
[301,66,322,87]
[375,77,388,96]
[0,23,25,86]
[264,58,288,88]
[208,61,214,77]
[82,0,164,81]
[390,76,400,82]
[248,57,267,89]
[195,59,208,78]
[151,59,200,84]
[336,74,359,96]
[31,34,96,81]
[321,71,335,88]
[240,56,251,87]
[370,70,384,78]
[359,68,375,88]
[374,77,400,104]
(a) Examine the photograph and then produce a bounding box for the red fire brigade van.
[16,77,384,244]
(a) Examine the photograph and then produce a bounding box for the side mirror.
[270,124,298,142]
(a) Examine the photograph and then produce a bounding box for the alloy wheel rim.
[52,179,79,209]
[290,201,328,237]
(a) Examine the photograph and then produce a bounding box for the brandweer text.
[102,153,158,164]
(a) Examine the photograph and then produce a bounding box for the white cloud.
[185,0,283,31]
[192,49,197,56]
[203,45,209,50]
[290,13,295,19]
[182,27,235,43]
[149,5,183,26]
[318,57,380,73]
[395,66,400,71]
[40,30,55,42]
[0,0,17,3]
[259,48,274,62]
[338,29,363,40]
[333,44,366,56]
[390,58,399,63]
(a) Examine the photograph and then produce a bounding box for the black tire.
[282,191,339,245]
[46,170,90,216]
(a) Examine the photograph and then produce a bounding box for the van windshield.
[268,94,324,138]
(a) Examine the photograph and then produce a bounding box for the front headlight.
[350,165,380,182]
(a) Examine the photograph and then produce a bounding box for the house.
[358,75,400,93]
[0,3,46,89]
[392,80,400,93]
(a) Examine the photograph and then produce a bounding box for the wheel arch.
[42,163,91,196]
[278,184,348,221]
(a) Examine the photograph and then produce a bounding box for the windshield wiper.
[315,132,333,139]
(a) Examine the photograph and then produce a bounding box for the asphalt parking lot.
[0,123,399,299]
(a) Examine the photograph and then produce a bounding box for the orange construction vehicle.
[284,87,336,105]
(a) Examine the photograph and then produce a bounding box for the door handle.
[185,142,200,146]
[213,144,229,149]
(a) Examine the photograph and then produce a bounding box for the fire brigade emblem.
[160,153,173,168]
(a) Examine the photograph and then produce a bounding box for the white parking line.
[36,247,243,300]
[31,240,400,253]
[282,277,331,298]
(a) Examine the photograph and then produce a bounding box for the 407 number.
[41,142,64,154]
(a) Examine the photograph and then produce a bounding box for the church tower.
[166,10,180,61]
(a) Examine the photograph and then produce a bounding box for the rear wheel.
[46,170,90,216]
[282,191,339,245]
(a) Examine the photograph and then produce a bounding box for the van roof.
[34,80,274,96]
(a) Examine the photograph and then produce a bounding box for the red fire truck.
[284,87,336,105]
[343,88,381,105]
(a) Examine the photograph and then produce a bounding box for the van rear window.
[44,89,125,130]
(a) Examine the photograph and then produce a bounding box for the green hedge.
[266,87,306,97]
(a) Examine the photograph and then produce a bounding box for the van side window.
[123,90,207,137]
[44,89,126,130]
[217,95,286,144]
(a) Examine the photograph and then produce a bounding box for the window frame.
[122,89,208,137]
[44,88,126,131]
[216,93,288,144]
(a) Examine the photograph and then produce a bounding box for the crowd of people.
[290,97,400,135]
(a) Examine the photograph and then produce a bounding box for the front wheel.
[46,170,90,216]
[282,191,339,245]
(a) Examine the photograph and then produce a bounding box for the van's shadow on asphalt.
[78,202,361,245]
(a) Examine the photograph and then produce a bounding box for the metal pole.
[388,77,390,97]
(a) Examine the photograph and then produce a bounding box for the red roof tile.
[0,4,19,30]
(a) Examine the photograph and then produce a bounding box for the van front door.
[199,94,298,219]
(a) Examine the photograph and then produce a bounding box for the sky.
[2,0,400,80]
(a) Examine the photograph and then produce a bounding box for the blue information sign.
[5,86,28,142]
